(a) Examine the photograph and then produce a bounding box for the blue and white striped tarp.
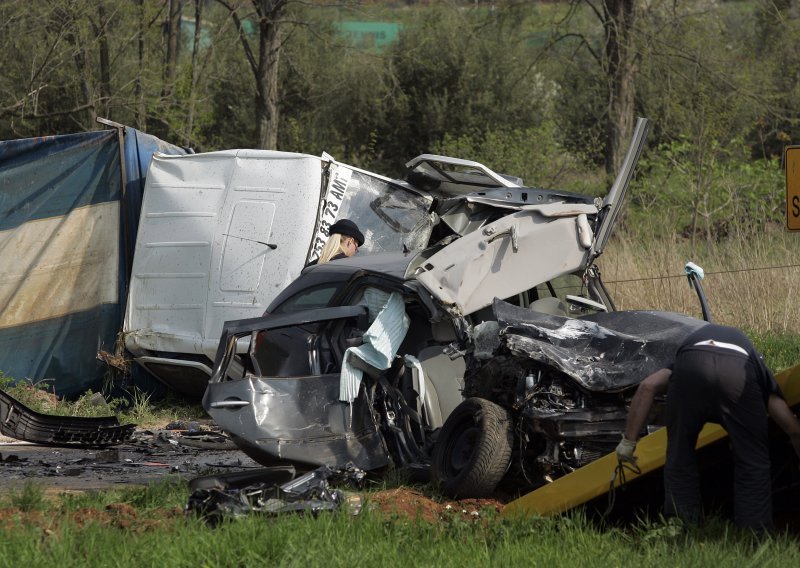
[0,128,187,397]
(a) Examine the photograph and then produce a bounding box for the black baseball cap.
[328,218,365,247]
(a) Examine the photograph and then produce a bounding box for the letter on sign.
[787,146,800,231]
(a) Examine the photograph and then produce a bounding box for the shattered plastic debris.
[0,423,261,489]
[164,421,202,432]
[186,464,366,524]
[0,388,135,447]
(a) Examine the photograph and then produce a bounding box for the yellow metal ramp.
[503,363,800,517]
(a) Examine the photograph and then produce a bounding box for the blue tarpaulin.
[0,127,187,397]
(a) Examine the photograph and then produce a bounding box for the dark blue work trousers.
[664,346,771,530]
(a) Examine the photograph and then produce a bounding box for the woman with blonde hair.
[316,219,364,264]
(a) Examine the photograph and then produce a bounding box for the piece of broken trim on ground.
[0,415,263,491]
[0,389,134,447]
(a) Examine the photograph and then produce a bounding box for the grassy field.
[0,372,204,428]
[601,230,800,333]
[600,230,800,370]
[1,229,799,566]
[0,480,798,568]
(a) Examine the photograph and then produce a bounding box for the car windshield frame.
[337,172,433,254]
[308,163,434,263]
[270,283,343,315]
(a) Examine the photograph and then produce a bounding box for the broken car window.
[254,325,320,377]
[336,171,432,254]
[532,274,586,303]
[270,284,342,315]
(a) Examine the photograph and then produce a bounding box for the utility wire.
[603,263,800,285]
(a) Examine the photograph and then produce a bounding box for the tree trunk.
[96,3,112,119]
[186,0,204,146]
[218,0,287,149]
[602,0,637,176]
[162,0,182,96]
[57,5,96,128]
[253,0,285,150]
[135,0,147,130]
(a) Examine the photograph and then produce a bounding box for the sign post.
[786,146,800,231]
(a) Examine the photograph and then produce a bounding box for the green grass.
[0,479,798,567]
[0,371,205,428]
[751,332,800,373]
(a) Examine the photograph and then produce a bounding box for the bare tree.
[92,2,112,119]
[56,2,98,128]
[600,0,637,175]
[185,0,205,146]
[217,0,288,150]
[135,0,147,130]
[162,0,183,97]
[548,0,640,175]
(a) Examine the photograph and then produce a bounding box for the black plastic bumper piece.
[0,389,135,447]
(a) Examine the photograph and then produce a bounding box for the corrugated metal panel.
[124,151,324,360]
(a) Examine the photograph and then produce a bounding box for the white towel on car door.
[339,290,409,403]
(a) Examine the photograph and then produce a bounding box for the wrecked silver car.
[432,295,708,497]
[203,252,466,471]
[203,119,695,479]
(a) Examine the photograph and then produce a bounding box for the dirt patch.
[0,503,183,532]
[367,487,505,523]
[0,429,509,528]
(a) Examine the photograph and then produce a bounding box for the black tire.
[432,397,514,498]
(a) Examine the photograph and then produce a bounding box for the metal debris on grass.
[186,464,366,524]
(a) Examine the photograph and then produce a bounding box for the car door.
[591,117,651,258]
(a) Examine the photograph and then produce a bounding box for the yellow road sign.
[786,146,800,231]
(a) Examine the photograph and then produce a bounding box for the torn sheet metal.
[504,363,800,517]
[206,374,391,471]
[415,212,592,317]
[186,464,365,523]
[0,389,135,447]
[204,305,392,471]
[492,299,708,392]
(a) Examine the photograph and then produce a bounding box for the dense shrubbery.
[1,1,798,236]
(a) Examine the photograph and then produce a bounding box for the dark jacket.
[306,252,347,267]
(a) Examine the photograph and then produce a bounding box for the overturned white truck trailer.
[123,150,527,395]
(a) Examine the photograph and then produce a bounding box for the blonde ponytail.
[318,233,346,263]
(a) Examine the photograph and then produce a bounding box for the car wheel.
[432,397,513,498]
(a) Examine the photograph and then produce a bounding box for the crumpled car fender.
[491,299,708,392]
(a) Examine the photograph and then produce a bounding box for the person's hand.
[615,435,638,465]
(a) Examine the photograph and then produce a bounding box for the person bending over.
[616,323,800,532]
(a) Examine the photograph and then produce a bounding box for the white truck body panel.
[124,150,324,361]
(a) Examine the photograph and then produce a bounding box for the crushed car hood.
[412,118,651,317]
[491,299,708,393]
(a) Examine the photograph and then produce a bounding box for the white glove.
[615,436,637,465]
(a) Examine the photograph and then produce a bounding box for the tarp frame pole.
[96,117,127,200]
[96,117,132,283]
